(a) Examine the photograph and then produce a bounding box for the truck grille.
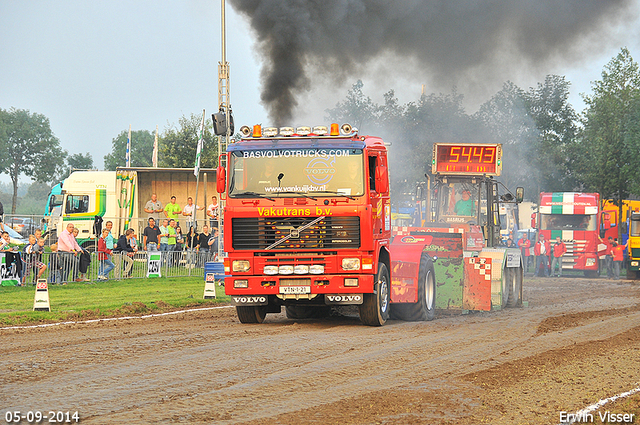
[232,216,361,250]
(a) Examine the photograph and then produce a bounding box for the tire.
[500,268,511,309]
[81,241,97,253]
[584,270,599,278]
[359,262,390,326]
[285,305,331,320]
[506,267,522,307]
[236,306,267,324]
[390,253,436,321]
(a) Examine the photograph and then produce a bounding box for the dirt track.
[2,275,639,424]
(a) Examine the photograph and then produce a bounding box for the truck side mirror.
[515,187,524,203]
[375,166,389,193]
[216,165,226,194]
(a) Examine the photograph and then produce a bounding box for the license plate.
[279,286,311,294]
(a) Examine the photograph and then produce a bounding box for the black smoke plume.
[229,0,635,125]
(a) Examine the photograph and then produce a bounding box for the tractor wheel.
[500,268,511,309]
[359,262,390,326]
[236,306,267,324]
[390,253,436,321]
[506,267,522,307]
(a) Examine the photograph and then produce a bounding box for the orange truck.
[217,125,524,325]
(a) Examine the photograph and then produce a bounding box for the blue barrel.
[204,261,228,283]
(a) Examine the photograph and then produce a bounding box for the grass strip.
[0,276,229,326]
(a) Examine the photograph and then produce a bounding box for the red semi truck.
[217,124,523,325]
[536,192,603,277]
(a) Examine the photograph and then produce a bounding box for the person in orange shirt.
[518,234,532,274]
[551,236,567,277]
[611,238,628,280]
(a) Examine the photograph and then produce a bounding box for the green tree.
[577,48,640,239]
[59,152,94,180]
[325,80,379,131]
[0,108,65,214]
[527,75,579,192]
[160,113,218,169]
[624,93,640,196]
[474,81,538,196]
[104,129,155,170]
[393,89,477,195]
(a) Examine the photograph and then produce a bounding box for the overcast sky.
[2,1,640,184]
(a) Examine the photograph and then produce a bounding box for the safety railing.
[13,250,212,286]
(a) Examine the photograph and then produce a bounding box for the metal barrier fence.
[18,250,209,285]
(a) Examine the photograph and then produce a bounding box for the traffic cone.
[33,279,51,312]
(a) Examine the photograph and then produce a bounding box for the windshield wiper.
[311,190,357,200]
[276,191,318,200]
[232,191,276,201]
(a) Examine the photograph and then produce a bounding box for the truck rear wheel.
[390,253,436,321]
[236,306,267,324]
[359,262,390,326]
[506,267,522,307]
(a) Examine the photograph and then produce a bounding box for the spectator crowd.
[0,193,221,286]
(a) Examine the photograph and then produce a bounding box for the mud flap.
[463,257,492,311]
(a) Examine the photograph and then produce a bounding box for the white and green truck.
[44,167,218,249]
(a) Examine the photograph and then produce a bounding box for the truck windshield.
[228,149,365,197]
[437,182,477,222]
[631,219,640,237]
[540,214,596,231]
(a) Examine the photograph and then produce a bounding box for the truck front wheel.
[359,263,390,326]
[236,306,267,324]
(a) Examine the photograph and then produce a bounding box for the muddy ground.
[1,275,639,424]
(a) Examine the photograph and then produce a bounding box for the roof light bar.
[296,126,311,136]
[313,126,328,135]
[264,127,278,137]
[280,127,294,136]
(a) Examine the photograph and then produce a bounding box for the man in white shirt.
[207,195,219,229]
[182,196,203,231]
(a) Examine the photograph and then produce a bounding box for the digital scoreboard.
[431,143,502,176]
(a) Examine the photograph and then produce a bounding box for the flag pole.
[153,125,158,168]
[193,109,206,231]
[126,125,131,167]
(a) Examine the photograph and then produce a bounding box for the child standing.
[97,228,115,280]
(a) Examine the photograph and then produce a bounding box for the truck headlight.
[342,258,360,271]
[344,278,359,287]
[279,265,294,275]
[631,261,639,267]
[294,265,309,274]
[233,260,251,272]
[586,258,596,267]
[309,265,324,274]
[264,265,278,275]
[234,279,249,288]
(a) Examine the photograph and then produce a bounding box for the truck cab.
[219,124,393,325]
